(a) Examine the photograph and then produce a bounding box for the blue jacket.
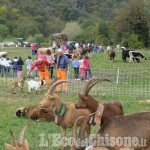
[57,55,70,70]
[17,59,24,71]
[72,59,79,68]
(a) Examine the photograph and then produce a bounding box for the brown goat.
[16,105,55,122]
[75,78,124,126]
[5,124,30,150]
[108,50,115,61]
[77,112,150,150]
[39,80,91,150]
[11,77,26,94]
[81,48,92,56]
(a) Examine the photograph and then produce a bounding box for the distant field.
[0,47,150,150]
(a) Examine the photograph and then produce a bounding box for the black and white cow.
[129,51,147,63]
[121,46,140,62]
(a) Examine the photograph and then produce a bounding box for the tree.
[0,24,9,38]
[113,0,149,47]
[62,22,83,40]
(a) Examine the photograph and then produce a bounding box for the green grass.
[0,47,150,150]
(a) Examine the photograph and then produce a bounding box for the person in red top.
[32,44,35,55]
[27,58,50,90]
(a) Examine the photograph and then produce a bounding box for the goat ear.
[78,93,87,101]
[5,143,16,150]
[24,139,29,149]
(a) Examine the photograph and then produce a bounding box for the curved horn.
[47,80,70,94]
[73,116,85,142]
[10,129,17,147]
[50,77,61,86]
[47,77,62,92]
[85,78,111,95]
[82,78,97,95]
[18,123,30,146]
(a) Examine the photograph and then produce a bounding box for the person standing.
[27,58,50,90]
[32,43,35,55]
[83,56,92,81]
[72,55,79,80]
[45,49,55,79]
[52,41,57,53]
[79,55,85,81]
[0,55,6,77]
[26,56,33,78]
[56,49,70,93]
[17,57,24,78]
[5,57,11,77]
[12,57,18,78]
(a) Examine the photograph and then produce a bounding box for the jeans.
[32,49,35,55]
[48,66,54,79]
[74,67,79,79]
[1,65,6,77]
[27,69,33,77]
[6,67,10,77]
[85,69,92,80]
[53,48,56,53]
[35,70,38,77]
[13,68,17,78]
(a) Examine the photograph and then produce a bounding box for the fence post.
[116,68,120,84]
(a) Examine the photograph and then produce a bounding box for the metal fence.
[0,67,150,100]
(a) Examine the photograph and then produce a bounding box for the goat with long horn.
[5,124,30,150]
[39,80,91,150]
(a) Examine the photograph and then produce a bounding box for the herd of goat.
[5,77,150,150]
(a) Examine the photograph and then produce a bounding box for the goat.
[16,105,55,122]
[77,112,150,150]
[75,78,124,126]
[11,77,26,94]
[129,51,147,63]
[28,80,46,93]
[39,80,91,150]
[5,124,30,150]
[108,50,115,61]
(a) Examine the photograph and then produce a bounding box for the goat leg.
[61,127,66,150]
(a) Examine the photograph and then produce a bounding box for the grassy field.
[0,47,150,150]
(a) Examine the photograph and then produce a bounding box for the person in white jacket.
[5,57,11,77]
[0,55,7,77]
[26,56,33,78]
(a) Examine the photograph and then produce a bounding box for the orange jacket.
[30,59,49,72]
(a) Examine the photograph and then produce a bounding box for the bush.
[40,43,50,47]
[34,34,45,43]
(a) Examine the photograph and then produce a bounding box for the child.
[83,56,92,80]
[12,57,18,78]
[26,56,33,78]
[79,55,85,81]
[72,55,80,80]
[6,57,11,77]
[38,51,45,59]
[17,56,24,77]
[34,58,38,79]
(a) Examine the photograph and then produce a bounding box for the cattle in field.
[121,47,140,62]
[81,48,92,57]
[129,51,147,63]
[108,50,115,61]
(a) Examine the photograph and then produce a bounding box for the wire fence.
[0,66,150,100]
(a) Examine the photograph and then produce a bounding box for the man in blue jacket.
[56,49,70,92]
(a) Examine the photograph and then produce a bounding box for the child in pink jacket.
[83,56,92,80]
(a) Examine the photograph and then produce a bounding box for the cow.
[129,51,147,63]
[121,46,140,62]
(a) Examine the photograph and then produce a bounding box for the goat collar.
[57,103,66,117]
[94,104,104,125]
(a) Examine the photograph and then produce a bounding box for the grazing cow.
[108,50,115,61]
[129,51,147,63]
[121,46,140,62]
[81,48,92,57]
[16,105,55,122]
[77,112,150,150]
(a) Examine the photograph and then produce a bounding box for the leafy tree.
[62,22,83,40]
[0,24,10,38]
